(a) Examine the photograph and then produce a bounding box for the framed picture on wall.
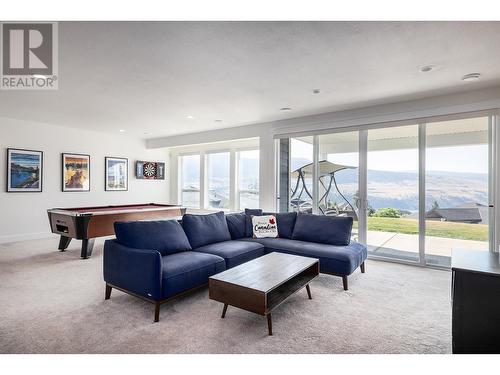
[6,148,43,192]
[105,157,128,191]
[62,153,90,192]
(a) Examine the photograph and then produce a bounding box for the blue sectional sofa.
[103,210,367,321]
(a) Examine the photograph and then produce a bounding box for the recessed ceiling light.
[186,115,195,119]
[143,131,150,135]
[32,74,47,79]
[462,73,481,82]
[214,119,223,123]
[313,89,320,94]
[119,129,125,133]
[419,65,435,73]
[280,107,292,111]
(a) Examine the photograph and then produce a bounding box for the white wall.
[0,118,170,243]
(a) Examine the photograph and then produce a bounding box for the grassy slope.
[353,217,488,242]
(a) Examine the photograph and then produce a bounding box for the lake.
[11,171,39,188]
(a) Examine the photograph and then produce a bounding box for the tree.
[373,207,401,218]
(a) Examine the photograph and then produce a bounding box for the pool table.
[47,203,186,259]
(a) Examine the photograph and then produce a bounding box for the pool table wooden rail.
[47,203,185,259]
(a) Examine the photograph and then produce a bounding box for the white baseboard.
[0,232,54,244]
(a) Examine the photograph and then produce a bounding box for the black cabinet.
[452,249,500,354]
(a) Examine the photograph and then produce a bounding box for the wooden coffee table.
[209,252,319,335]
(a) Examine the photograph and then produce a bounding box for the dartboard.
[143,162,156,178]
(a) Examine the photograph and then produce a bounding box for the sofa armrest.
[103,239,162,300]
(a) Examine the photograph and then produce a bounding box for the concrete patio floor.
[366,230,488,258]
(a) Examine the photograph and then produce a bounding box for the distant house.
[425,206,484,224]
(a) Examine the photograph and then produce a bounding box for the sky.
[11,152,40,167]
[291,138,488,174]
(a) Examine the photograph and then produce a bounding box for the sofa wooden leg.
[360,262,365,273]
[342,276,348,291]
[105,284,112,300]
[154,302,160,322]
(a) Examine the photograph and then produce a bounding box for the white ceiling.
[1,21,500,139]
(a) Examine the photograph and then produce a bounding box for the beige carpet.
[0,237,451,354]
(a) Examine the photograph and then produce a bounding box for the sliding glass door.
[424,117,490,267]
[318,131,359,242]
[366,125,420,262]
[277,113,495,266]
[288,137,314,213]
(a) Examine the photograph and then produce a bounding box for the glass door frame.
[418,123,426,265]
[276,110,498,267]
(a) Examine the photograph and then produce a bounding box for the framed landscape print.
[6,148,43,192]
[62,153,90,192]
[135,161,165,180]
[105,157,128,191]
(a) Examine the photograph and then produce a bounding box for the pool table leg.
[58,236,72,251]
[80,239,95,259]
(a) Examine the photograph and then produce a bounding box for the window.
[180,154,200,208]
[177,142,260,212]
[318,131,359,241]
[425,117,490,267]
[277,114,495,267]
[367,125,419,262]
[289,137,314,213]
[207,152,230,209]
[237,150,259,209]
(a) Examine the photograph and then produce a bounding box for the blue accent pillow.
[114,220,192,256]
[245,208,263,237]
[263,211,297,239]
[291,214,353,246]
[182,211,232,248]
[226,212,246,240]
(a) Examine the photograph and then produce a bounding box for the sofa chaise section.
[237,210,367,290]
[239,237,366,290]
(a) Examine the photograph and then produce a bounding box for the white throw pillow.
[252,215,278,238]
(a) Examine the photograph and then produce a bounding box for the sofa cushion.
[182,211,232,249]
[245,208,263,237]
[292,214,353,246]
[114,220,191,256]
[240,237,366,275]
[161,251,226,298]
[263,211,297,239]
[225,212,246,240]
[193,240,265,268]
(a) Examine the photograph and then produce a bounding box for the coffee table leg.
[306,284,312,299]
[267,313,273,335]
[221,304,228,318]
